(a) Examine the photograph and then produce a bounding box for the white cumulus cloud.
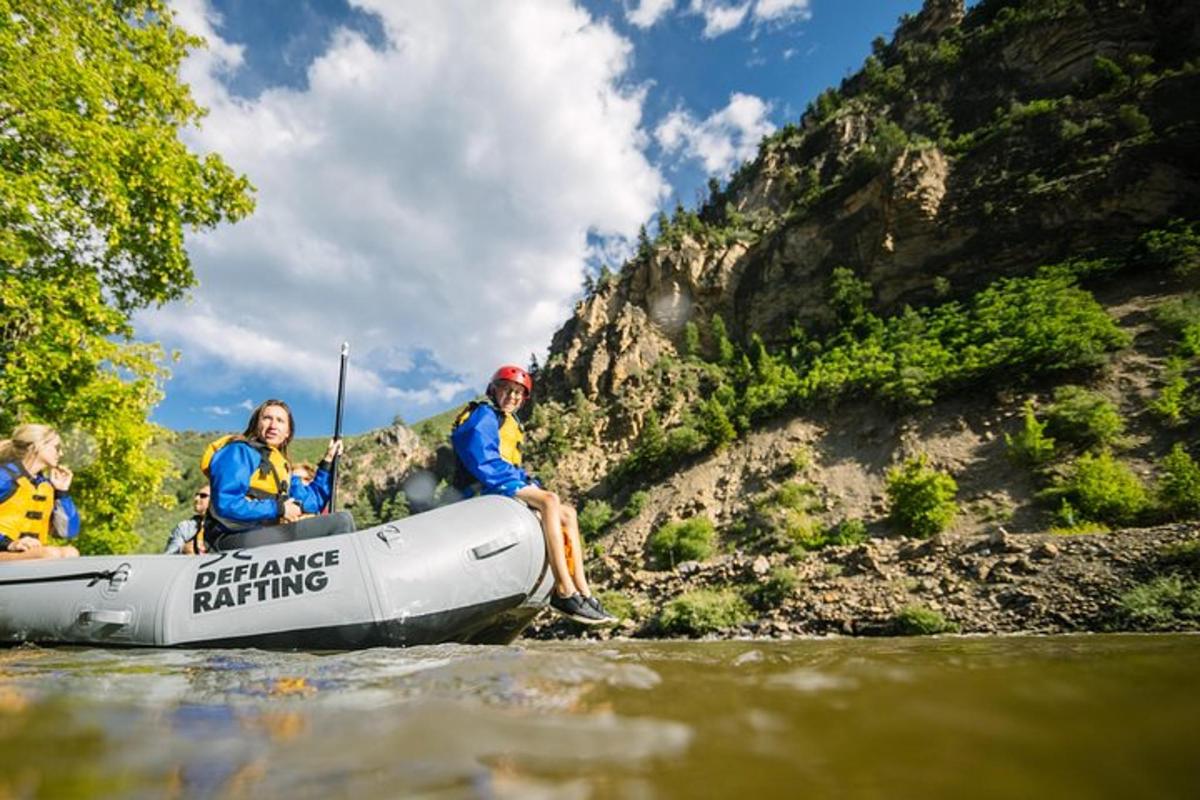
[145,0,667,416]
[654,92,775,176]
[692,1,751,38]
[752,0,812,24]
[629,0,810,36]
[626,0,676,28]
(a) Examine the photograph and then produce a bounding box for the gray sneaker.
[549,592,606,625]
[583,595,618,623]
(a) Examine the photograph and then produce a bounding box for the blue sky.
[144,0,933,437]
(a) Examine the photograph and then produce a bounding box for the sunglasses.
[195,492,210,499]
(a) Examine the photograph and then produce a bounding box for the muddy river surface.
[1,634,1197,798]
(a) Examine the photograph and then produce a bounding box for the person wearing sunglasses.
[164,485,211,555]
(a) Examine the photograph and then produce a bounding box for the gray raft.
[0,496,553,649]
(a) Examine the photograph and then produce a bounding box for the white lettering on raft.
[192,550,340,613]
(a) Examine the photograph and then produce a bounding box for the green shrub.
[790,444,814,473]
[1005,401,1056,466]
[1045,386,1124,448]
[1158,443,1200,519]
[1150,367,1194,425]
[1155,296,1200,357]
[894,605,959,635]
[623,490,650,519]
[1119,576,1200,629]
[765,483,827,552]
[745,566,799,610]
[595,590,637,621]
[1138,219,1200,277]
[1159,540,1200,573]
[647,516,717,569]
[577,499,615,539]
[826,518,869,546]
[657,589,751,636]
[1116,103,1151,136]
[664,424,707,459]
[1052,450,1149,525]
[886,455,958,538]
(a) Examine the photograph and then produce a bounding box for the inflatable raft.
[0,496,553,649]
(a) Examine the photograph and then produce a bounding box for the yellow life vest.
[200,436,291,530]
[0,462,56,545]
[453,401,524,464]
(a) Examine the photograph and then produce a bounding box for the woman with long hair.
[0,423,81,560]
[203,399,354,551]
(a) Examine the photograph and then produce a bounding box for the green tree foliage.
[886,455,958,538]
[800,271,1128,408]
[1044,386,1125,448]
[682,321,701,359]
[698,396,736,451]
[647,516,716,569]
[0,1,254,553]
[828,267,873,326]
[1006,401,1056,466]
[710,314,736,365]
[742,335,800,420]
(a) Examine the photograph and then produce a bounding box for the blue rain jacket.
[450,404,531,497]
[208,442,333,527]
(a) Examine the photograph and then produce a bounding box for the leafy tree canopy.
[0,0,255,553]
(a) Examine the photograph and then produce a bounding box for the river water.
[0,634,1196,798]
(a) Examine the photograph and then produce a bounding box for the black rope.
[0,569,118,587]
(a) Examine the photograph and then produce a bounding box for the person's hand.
[48,466,73,492]
[322,438,344,462]
[8,537,40,552]
[281,499,304,523]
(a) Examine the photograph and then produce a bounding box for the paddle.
[328,341,349,513]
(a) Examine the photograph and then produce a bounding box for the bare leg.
[559,504,592,597]
[515,486,578,597]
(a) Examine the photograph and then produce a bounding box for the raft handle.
[472,534,519,560]
[78,609,132,627]
[376,527,404,547]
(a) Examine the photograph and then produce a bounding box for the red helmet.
[490,364,533,394]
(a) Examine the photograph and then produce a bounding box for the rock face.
[540,0,1200,406]
[339,421,433,516]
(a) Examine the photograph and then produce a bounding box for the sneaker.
[582,595,618,623]
[548,592,606,625]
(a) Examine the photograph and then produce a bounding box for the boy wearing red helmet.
[451,365,614,625]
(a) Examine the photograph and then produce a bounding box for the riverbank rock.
[527,523,1200,641]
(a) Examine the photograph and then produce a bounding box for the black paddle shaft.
[329,341,349,512]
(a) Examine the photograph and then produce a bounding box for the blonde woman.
[0,424,81,560]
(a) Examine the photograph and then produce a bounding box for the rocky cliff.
[542,0,1198,416]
